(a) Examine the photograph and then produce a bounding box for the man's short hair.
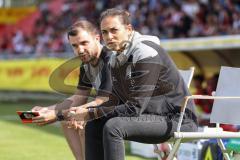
[67,20,98,39]
[100,8,131,25]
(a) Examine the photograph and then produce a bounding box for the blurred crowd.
[193,74,218,116]
[0,0,240,55]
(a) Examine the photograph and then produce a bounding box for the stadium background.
[0,0,240,159]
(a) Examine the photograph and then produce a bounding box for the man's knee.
[60,121,70,130]
[78,128,85,137]
[60,121,76,131]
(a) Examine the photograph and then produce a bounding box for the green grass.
[0,101,156,160]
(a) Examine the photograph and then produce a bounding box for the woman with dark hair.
[69,8,198,160]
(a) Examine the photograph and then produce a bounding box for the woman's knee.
[103,117,125,139]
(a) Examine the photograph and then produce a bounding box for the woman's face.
[100,16,132,52]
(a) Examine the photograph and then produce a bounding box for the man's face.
[100,16,132,52]
[69,29,99,63]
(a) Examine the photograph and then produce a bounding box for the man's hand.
[32,107,57,126]
[66,107,89,129]
[31,106,48,112]
[65,118,86,130]
[70,107,89,121]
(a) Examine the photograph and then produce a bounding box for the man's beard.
[89,56,99,66]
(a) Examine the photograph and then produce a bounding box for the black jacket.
[95,32,197,122]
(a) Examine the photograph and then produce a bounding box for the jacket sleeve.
[126,57,165,115]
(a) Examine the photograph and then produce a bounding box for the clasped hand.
[65,107,89,130]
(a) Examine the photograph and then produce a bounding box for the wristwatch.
[56,110,65,121]
[88,107,95,120]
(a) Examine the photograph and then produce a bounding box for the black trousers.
[85,114,197,160]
